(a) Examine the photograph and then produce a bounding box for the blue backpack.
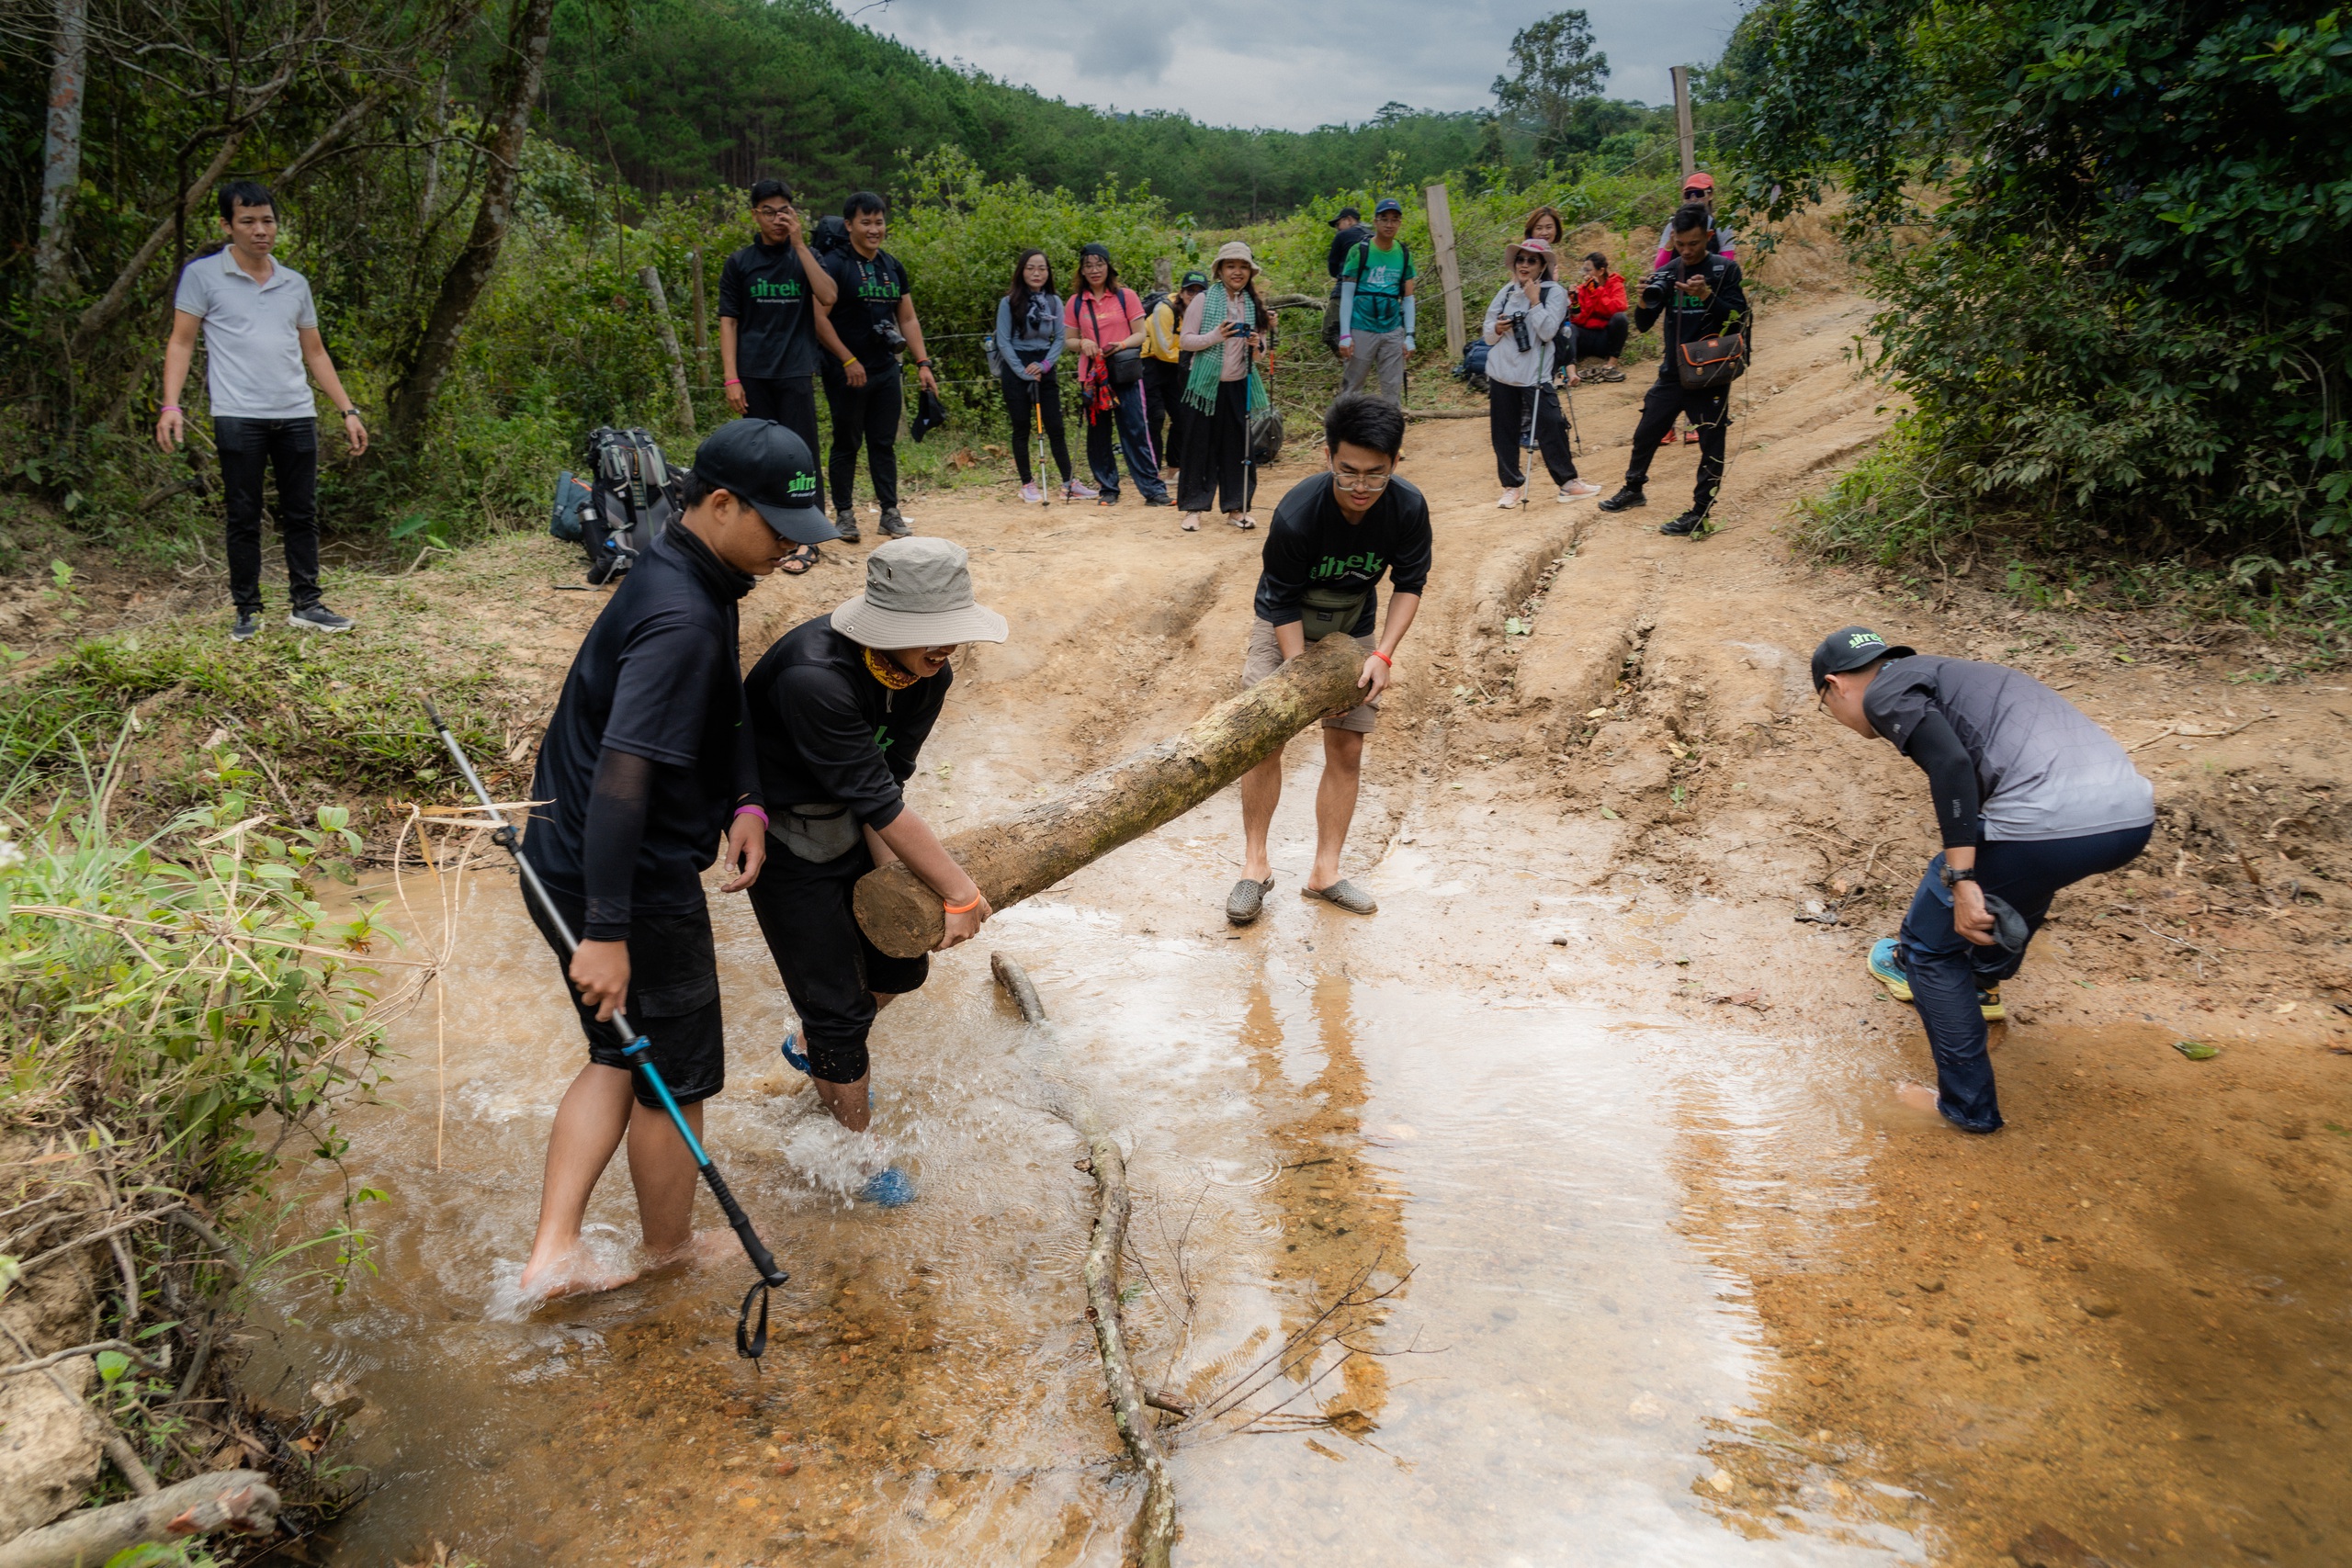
[1458,340,1491,394]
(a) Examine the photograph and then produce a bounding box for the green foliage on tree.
[1736,0,2352,611]
[1490,9,1614,162]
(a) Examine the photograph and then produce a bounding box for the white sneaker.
[1020,482,1044,504]
[1065,479,1100,501]
[1496,488,1523,509]
[1557,480,1601,502]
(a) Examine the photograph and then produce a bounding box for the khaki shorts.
[1243,619,1380,734]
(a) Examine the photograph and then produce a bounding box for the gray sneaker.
[231,612,260,643]
[834,508,862,544]
[878,508,912,538]
[288,603,354,633]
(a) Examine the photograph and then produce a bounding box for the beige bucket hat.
[1209,240,1261,278]
[831,536,1008,648]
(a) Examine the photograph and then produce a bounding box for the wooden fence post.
[1672,66,1696,182]
[1423,183,1464,365]
[1153,256,1172,292]
[639,265,695,433]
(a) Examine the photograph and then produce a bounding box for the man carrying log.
[1227,394,1430,924]
[743,537,1008,1205]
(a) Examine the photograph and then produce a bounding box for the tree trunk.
[0,1471,275,1568]
[69,128,248,353]
[639,265,695,434]
[854,634,1365,958]
[385,0,559,446]
[32,0,89,300]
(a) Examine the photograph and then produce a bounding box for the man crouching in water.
[518,420,837,1298]
[743,537,1008,1206]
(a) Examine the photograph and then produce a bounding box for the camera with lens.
[872,316,909,355]
[1641,267,1677,310]
[1507,311,1532,353]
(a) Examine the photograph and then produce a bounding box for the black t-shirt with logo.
[1253,472,1435,638]
[744,615,947,830]
[526,527,760,917]
[718,240,820,380]
[821,247,912,373]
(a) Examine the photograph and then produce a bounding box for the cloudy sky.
[832,0,1751,131]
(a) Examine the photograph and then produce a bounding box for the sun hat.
[1809,626,1916,691]
[831,537,1008,649]
[1209,241,1260,278]
[688,420,835,545]
[1374,197,1404,217]
[1509,236,1554,260]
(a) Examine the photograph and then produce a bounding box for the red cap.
[1681,173,1715,193]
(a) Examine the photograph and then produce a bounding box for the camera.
[873,317,909,355]
[1641,267,1676,310]
[1507,311,1532,353]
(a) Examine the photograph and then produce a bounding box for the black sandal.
[779,544,820,576]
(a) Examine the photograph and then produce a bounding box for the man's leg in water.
[811,992,897,1131]
[1309,728,1365,892]
[524,1063,706,1288]
[1239,744,1286,883]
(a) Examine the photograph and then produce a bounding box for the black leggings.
[1178,378,1251,513]
[820,362,901,512]
[745,840,929,1085]
[1572,314,1629,362]
[1145,356,1188,469]
[740,376,825,514]
[1001,358,1072,485]
[1487,380,1578,489]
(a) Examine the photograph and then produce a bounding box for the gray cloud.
[847,0,1747,130]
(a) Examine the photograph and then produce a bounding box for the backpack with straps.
[549,427,681,584]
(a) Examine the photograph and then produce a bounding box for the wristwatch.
[1939,863,1979,888]
[339,405,363,418]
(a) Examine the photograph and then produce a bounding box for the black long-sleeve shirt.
[1633,253,1751,381]
[743,616,946,830]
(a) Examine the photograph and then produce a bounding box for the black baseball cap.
[1331,207,1362,225]
[689,419,834,544]
[1179,269,1208,288]
[1810,626,1916,690]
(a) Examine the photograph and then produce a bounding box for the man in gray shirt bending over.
[157,179,368,642]
[1814,627,2154,1134]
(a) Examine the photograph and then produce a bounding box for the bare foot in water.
[516,1247,642,1303]
[639,1226,739,1279]
[1894,1080,1942,1115]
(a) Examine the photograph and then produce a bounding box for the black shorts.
[526,886,726,1108]
[745,837,929,1084]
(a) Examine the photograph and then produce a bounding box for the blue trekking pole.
[422,701,787,1359]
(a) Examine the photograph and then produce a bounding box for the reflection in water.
[253,877,1917,1566]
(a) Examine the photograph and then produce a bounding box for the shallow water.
[255,818,1922,1565]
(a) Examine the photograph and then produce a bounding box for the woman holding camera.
[996,249,1077,503]
[1480,238,1597,510]
[1177,243,1272,531]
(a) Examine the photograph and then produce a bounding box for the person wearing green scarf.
[1176,243,1271,531]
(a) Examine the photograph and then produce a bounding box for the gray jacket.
[1480,280,1569,387]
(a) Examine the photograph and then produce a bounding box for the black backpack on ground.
[549,427,680,584]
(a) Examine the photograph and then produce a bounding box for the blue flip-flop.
[780,1031,811,1075]
[861,1167,915,1208]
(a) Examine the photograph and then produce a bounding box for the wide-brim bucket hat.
[831,536,1009,648]
[1209,241,1261,278]
[1507,236,1555,262]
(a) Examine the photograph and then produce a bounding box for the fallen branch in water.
[989,953,1177,1568]
[0,1469,277,1568]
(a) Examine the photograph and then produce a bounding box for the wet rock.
[2009,1523,2113,1567]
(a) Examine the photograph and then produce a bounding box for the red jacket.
[1571,273,1627,331]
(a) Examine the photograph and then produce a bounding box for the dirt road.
[91,277,2347,1564]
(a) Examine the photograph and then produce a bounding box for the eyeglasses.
[1331,469,1392,492]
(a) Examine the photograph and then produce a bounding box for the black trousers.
[740,375,825,514]
[1178,378,1251,513]
[524,886,726,1108]
[1572,314,1630,363]
[745,838,930,1085]
[1487,381,1579,489]
[214,416,321,615]
[1623,378,1732,514]
[819,362,901,512]
[1000,359,1073,485]
[1144,356,1189,469]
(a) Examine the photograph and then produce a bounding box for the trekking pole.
[1034,393,1046,502]
[420,700,788,1359]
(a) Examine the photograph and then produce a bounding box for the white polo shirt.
[172,249,320,420]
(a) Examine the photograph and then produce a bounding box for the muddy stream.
[252,778,1919,1567]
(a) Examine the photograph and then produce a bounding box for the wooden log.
[854,633,1366,958]
[0,1471,277,1568]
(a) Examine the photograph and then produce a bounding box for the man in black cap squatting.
[1813,626,2155,1134]
[742,536,1009,1207]
[516,419,836,1299]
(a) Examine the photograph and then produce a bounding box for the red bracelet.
[1370,649,1394,667]
[943,892,983,915]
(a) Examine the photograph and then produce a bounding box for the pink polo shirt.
[1064,287,1145,373]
